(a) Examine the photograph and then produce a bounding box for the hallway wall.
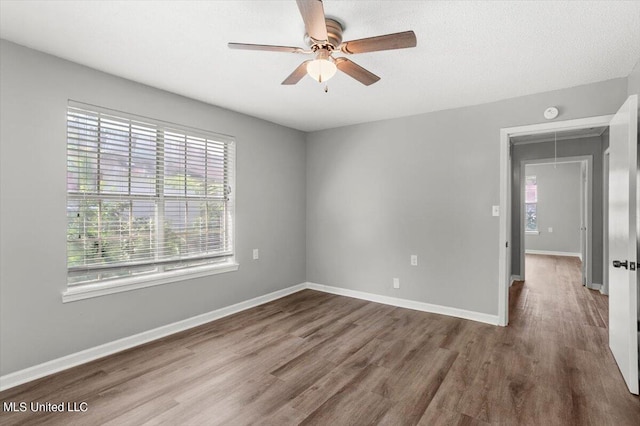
[524,162,582,255]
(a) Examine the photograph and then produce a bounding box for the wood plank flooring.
[1,254,639,425]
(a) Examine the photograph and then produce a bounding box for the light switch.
[492,205,500,217]
[253,249,259,260]
[548,227,553,233]
[410,255,418,266]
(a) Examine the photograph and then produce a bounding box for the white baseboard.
[589,283,602,291]
[1,281,501,391]
[510,275,523,286]
[525,249,582,260]
[306,282,500,326]
[0,283,306,392]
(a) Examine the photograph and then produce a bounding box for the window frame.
[63,102,237,302]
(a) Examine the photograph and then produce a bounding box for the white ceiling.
[1,1,639,132]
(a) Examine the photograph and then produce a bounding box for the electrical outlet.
[492,205,500,216]
[410,255,418,266]
[252,249,259,260]
[548,227,553,233]
[393,278,400,289]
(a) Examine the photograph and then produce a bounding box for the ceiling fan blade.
[296,0,328,42]
[282,61,311,85]
[340,31,417,54]
[228,42,306,54]
[335,57,380,86]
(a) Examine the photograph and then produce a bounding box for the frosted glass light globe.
[306,59,337,83]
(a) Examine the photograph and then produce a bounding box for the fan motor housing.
[304,18,344,50]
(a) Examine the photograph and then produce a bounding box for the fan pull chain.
[324,84,329,93]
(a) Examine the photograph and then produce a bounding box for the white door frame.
[602,148,610,295]
[498,114,613,326]
[519,156,593,287]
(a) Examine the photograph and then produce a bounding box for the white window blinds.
[66,102,235,285]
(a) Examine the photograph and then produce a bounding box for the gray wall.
[0,40,307,376]
[524,162,582,254]
[307,80,627,316]
[511,137,604,283]
[628,58,640,97]
[1,38,637,377]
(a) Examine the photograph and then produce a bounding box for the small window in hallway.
[525,175,538,232]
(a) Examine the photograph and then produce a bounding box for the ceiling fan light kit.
[306,58,337,83]
[228,0,417,87]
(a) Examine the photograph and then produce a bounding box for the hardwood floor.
[1,254,639,425]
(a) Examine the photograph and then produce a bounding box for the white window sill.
[62,262,239,303]
[525,230,540,235]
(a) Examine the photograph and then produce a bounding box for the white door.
[608,94,638,395]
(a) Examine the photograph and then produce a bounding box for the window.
[66,102,235,292]
[525,175,538,233]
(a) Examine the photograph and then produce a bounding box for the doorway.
[520,158,591,287]
[499,97,639,395]
[508,133,602,296]
[497,114,613,326]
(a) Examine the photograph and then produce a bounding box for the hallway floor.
[509,254,638,424]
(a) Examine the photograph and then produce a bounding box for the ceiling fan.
[228,0,417,86]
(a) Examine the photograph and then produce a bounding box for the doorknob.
[613,260,629,269]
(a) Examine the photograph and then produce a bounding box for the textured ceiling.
[1,1,639,132]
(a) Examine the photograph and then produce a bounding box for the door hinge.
[506,241,509,248]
